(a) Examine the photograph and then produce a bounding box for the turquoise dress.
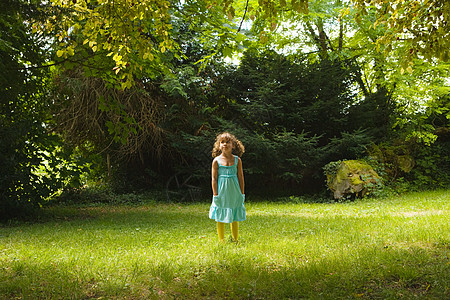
[209,155,246,223]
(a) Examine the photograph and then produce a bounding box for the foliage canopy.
[1,0,449,219]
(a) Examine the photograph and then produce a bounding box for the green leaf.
[223,46,232,57]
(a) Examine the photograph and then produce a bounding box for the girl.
[209,132,246,242]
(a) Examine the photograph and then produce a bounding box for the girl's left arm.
[237,157,245,194]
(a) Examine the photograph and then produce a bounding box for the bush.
[0,120,88,220]
[365,139,450,193]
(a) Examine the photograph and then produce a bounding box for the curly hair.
[211,132,245,158]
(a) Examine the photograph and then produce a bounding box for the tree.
[47,8,233,188]
[1,0,86,219]
[214,49,357,138]
[198,48,374,189]
[27,0,449,195]
[350,0,450,71]
[35,0,242,88]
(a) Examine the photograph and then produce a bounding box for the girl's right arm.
[211,159,219,196]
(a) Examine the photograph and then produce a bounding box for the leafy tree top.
[349,0,449,72]
[35,0,448,87]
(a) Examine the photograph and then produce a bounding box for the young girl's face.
[219,138,233,154]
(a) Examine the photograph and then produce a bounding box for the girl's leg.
[217,222,225,241]
[231,221,239,241]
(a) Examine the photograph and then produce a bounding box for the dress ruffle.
[209,203,246,223]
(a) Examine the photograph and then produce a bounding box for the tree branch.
[237,0,249,33]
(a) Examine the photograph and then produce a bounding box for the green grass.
[1,190,449,299]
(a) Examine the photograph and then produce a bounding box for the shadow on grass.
[1,241,448,299]
[1,203,449,299]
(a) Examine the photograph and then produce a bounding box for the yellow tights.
[217,222,239,242]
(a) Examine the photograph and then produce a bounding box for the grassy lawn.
[1,190,449,299]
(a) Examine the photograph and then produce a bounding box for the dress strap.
[234,155,238,166]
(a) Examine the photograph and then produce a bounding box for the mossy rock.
[325,160,380,199]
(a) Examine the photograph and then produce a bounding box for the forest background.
[1,0,449,220]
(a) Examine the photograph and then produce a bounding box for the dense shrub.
[366,138,450,193]
[0,0,88,220]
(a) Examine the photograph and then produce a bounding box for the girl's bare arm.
[211,159,219,196]
[237,157,245,194]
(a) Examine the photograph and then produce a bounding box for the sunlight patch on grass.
[0,190,449,299]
